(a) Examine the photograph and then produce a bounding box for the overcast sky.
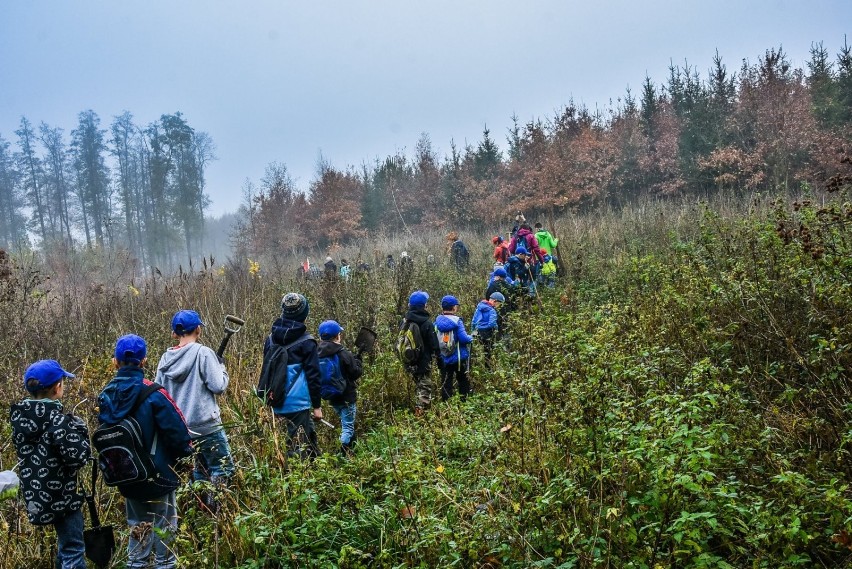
[1,1,849,217]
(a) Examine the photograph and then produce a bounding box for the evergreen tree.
[836,37,852,127]
[71,110,112,247]
[640,75,659,139]
[0,135,27,248]
[471,126,502,180]
[110,111,145,263]
[38,123,75,245]
[807,42,838,128]
[15,117,49,244]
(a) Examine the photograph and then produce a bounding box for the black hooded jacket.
[402,307,440,376]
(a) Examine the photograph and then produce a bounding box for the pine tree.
[0,135,27,248]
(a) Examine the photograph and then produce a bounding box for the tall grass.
[1,189,851,567]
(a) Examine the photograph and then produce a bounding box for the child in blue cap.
[11,360,91,569]
[97,334,192,569]
[317,320,363,456]
[435,295,474,401]
[155,309,233,514]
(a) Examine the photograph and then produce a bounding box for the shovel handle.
[225,314,245,326]
[216,332,233,359]
[86,461,102,527]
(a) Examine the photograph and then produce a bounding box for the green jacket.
[535,230,559,256]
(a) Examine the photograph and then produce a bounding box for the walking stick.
[526,264,544,309]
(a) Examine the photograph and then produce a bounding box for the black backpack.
[256,335,315,407]
[92,383,163,488]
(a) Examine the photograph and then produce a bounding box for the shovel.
[216,314,246,358]
[84,462,115,569]
[353,326,378,357]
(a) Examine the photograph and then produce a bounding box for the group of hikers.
[9,214,560,568]
[396,216,561,414]
[11,303,366,568]
[305,215,558,287]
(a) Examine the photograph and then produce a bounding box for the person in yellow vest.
[540,248,557,288]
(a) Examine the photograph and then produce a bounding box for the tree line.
[233,42,852,266]
[0,111,214,273]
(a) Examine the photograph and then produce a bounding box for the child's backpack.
[256,335,315,407]
[437,323,458,358]
[319,353,346,400]
[396,320,424,368]
[92,383,163,487]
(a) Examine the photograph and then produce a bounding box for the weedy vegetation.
[1,191,852,568]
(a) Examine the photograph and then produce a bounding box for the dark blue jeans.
[193,428,235,483]
[54,509,86,569]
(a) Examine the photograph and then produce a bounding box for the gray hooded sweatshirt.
[155,342,229,437]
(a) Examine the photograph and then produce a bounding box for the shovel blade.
[354,326,377,354]
[84,525,116,569]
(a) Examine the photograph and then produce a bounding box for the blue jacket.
[97,366,192,500]
[264,317,321,415]
[471,300,499,331]
[434,313,474,365]
[506,255,536,286]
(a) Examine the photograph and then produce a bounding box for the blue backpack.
[319,353,346,400]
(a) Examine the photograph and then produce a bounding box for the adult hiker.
[534,222,560,272]
[510,212,526,238]
[446,232,469,271]
[324,256,338,278]
[509,223,546,264]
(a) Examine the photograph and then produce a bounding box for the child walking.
[98,334,192,569]
[317,320,363,456]
[156,309,234,512]
[11,360,91,569]
[435,295,474,401]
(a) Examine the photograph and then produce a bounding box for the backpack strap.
[278,333,316,354]
[130,383,164,417]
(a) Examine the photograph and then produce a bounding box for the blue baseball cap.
[441,295,460,310]
[171,310,205,336]
[493,268,508,278]
[515,246,528,256]
[114,334,147,364]
[409,290,429,308]
[318,320,344,340]
[23,360,75,393]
